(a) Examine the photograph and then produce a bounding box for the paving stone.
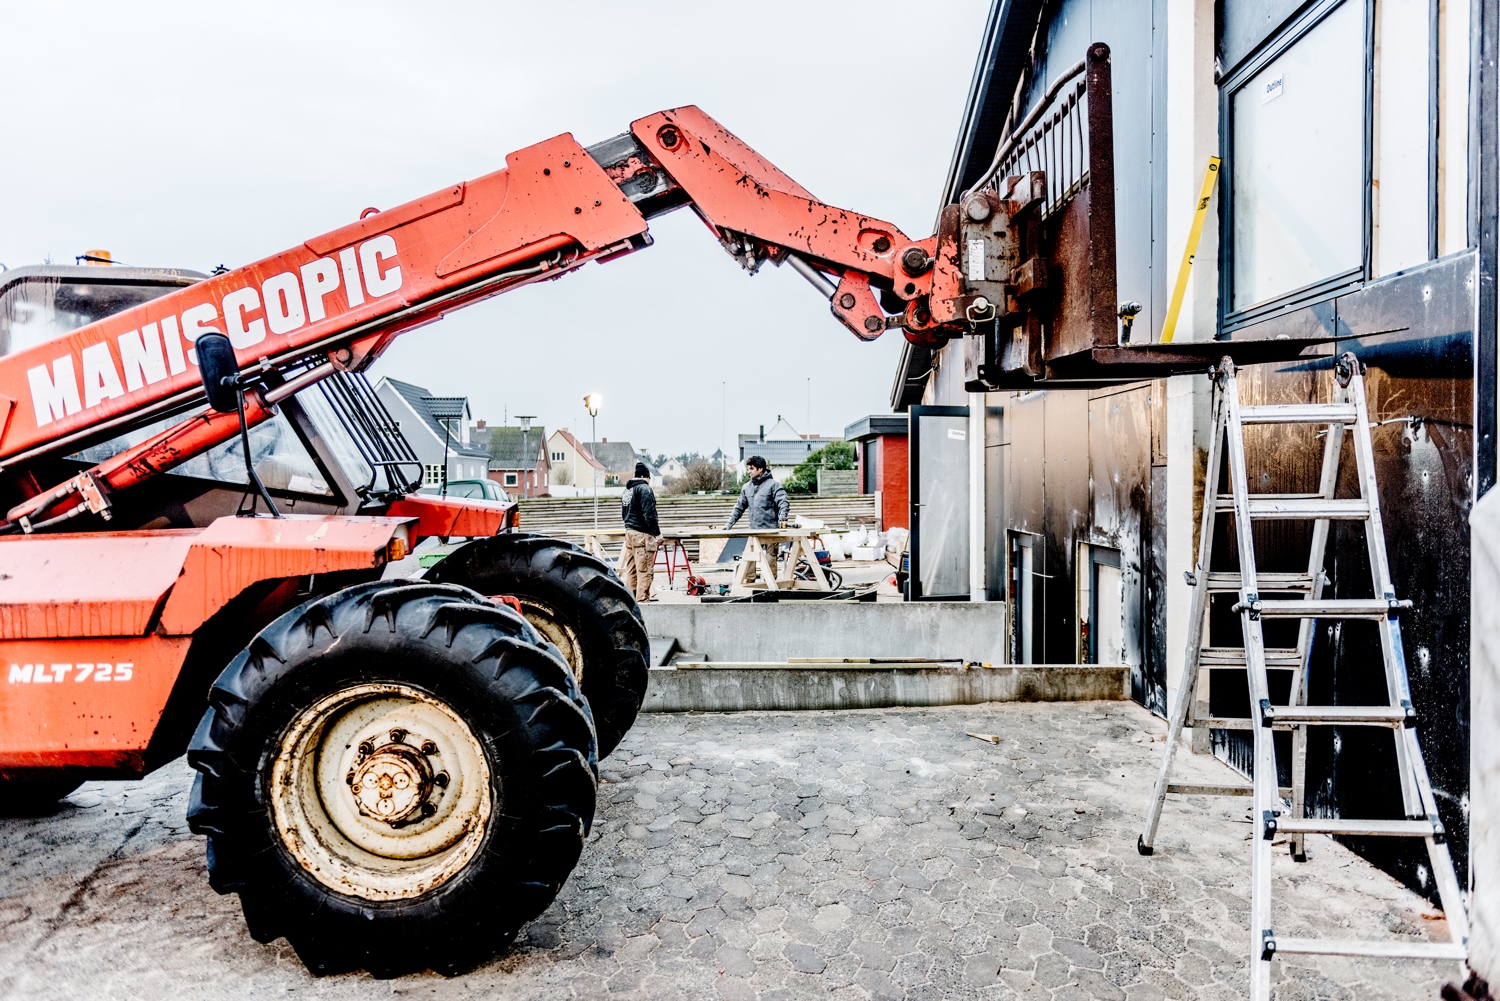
[0,704,1451,1000]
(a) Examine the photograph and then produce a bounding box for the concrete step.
[643,662,1127,712]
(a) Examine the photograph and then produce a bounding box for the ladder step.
[1238,403,1358,425]
[1243,598,1408,619]
[1204,571,1316,591]
[1269,936,1466,961]
[1268,705,1413,727]
[1272,817,1440,838]
[1199,646,1302,668]
[1199,709,1406,731]
[1166,782,1293,797]
[1215,496,1370,519]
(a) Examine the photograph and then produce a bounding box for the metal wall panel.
[1088,385,1153,702]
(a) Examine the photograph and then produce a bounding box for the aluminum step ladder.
[1137,354,1468,999]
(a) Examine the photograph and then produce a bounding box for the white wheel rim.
[269,683,493,902]
[508,598,583,683]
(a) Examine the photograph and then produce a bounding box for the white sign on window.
[1261,72,1285,104]
[947,427,967,441]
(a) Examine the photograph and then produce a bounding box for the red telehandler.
[0,104,1027,975]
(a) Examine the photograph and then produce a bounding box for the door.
[1089,546,1124,665]
[909,405,969,600]
[1010,533,1036,664]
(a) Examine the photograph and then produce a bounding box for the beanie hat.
[634,462,650,478]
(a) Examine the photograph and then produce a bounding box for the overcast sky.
[0,1,988,458]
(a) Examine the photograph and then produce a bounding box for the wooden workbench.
[566,527,832,592]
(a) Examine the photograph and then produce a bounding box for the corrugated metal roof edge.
[891,0,1045,411]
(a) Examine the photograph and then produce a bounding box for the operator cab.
[0,263,427,528]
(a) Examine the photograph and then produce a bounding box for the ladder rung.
[1199,647,1302,668]
[1200,711,1404,731]
[1245,598,1407,619]
[1197,716,1256,730]
[1272,817,1440,837]
[1269,937,1466,961]
[1166,782,1292,797]
[1215,496,1370,519]
[1268,705,1412,727]
[1204,571,1315,591]
[1238,403,1358,425]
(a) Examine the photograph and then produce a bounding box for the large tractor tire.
[424,534,648,758]
[186,580,597,977]
[0,777,83,816]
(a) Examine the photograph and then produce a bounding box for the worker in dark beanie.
[620,461,660,602]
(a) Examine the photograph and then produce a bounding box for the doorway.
[1086,545,1124,665]
[909,405,970,600]
[1009,533,1036,664]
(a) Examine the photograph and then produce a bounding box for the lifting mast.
[0,106,988,532]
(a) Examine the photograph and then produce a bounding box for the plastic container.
[851,546,881,561]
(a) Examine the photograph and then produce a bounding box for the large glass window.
[1227,0,1367,315]
[74,411,334,497]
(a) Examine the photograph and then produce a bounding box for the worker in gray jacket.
[725,455,790,530]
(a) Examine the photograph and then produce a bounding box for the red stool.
[654,538,694,585]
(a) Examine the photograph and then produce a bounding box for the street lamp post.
[583,393,602,529]
[517,415,535,498]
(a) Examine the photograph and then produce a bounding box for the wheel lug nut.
[358,740,374,758]
[421,740,438,756]
[389,728,407,744]
[421,802,437,818]
[434,772,450,788]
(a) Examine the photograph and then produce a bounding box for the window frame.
[1218,0,1375,333]
[423,463,446,487]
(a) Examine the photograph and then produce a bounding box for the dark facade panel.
[1088,385,1153,697]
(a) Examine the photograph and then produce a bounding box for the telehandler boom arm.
[0,107,1004,530]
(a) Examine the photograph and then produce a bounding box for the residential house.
[476,421,549,498]
[737,416,841,480]
[546,428,606,491]
[657,457,688,484]
[585,439,643,485]
[896,0,1489,903]
[374,377,490,490]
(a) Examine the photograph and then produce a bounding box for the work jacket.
[726,472,789,530]
[621,478,660,535]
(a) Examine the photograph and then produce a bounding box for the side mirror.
[196,332,241,413]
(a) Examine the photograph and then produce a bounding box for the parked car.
[441,478,513,504]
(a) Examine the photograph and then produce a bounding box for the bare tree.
[665,459,725,494]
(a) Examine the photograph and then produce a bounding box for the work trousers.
[620,529,659,602]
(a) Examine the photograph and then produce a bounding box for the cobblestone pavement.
[0,702,1456,1000]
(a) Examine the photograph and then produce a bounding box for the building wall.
[878,435,909,532]
[546,431,600,490]
[920,0,1484,897]
[1470,488,1500,983]
[919,0,1168,695]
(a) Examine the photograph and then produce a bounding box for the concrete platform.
[643,663,1128,713]
[640,601,1009,666]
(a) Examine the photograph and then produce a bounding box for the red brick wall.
[879,434,908,531]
